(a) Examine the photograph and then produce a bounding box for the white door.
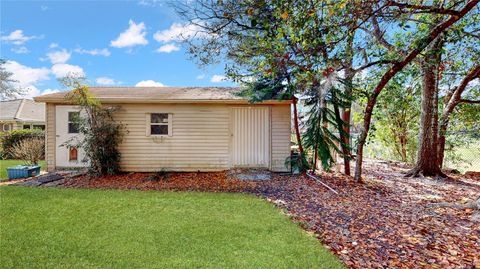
[231,107,270,168]
[55,106,87,168]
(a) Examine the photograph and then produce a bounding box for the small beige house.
[34,87,292,172]
[0,99,46,132]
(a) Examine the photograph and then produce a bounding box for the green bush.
[1,129,45,159]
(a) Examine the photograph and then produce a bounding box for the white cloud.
[2,61,51,99]
[138,0,164,6]
[156,43,180,53]
[210,75,226,83]
[74,47,111,56]
[1,30,41,45]
[110,20,148,48]
[153,22,203,43]
[42,89,60,95]
[14,87,59,99]
[46,49,71,64]
[21,86,42,99]
[96,77,117,85]
[51,63,85,78]
[196,74,205,80]
[49,43,59,48]
[135,80,165,87]
[11,46,30,54]
[3,60,50,88]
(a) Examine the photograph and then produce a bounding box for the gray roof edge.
[13,99,25,120]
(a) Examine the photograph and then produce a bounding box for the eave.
[33,97,292,105]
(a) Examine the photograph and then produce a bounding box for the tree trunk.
[399,133,408,162]
[438,65,480,167]
[342,105,351,173]
[353,0,477,182]
[354,100,375,183]
[437,123,447,168]
[409,63,442,176]
[341,35,354,176]
[332,93,349,174]
[407,40,445,177]
[341,70,354,176]
[292,96,304,156]
[341,107,351,175]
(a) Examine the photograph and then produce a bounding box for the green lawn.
[0,187,343,269]
[0,160,46,180]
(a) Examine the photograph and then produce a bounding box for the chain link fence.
[443,140,480,173]
[362,134,480,173]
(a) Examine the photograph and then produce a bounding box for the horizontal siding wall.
[113,104,231,172]
[271,105,291,172]
[45,104,56,171]
[12,122,21,130]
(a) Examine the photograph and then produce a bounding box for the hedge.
[1,129,45,159]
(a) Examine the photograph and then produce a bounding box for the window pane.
[68,112,80,133]
[151,113,168,123]
[151,125,168,135]
[23,125,31,129]
[68,123,79,134]
[68,112,79,121]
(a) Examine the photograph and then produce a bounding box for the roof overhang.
[33,96,292,105]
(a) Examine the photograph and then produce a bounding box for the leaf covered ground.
[62,161,480,268]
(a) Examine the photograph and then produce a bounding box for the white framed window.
[146,113,172,136]
[2,123,12,132]
[23,124,32,130]
[68,112,80,134]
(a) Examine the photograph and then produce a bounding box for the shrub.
[10,137,45,165]
[1,129,45,159]
[146,169,170,182]
[285,152,310,174]
[61,77,125,176]
[77,107,124,175]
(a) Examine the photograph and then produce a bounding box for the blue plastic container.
[6,165,41,179]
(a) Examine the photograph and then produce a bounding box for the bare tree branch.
[459,99,480,104]
[354,59,397,73]
[387,1,462,16]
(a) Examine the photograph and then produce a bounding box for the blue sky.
[1,0,232,98]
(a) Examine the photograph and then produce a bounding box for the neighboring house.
[34,87,292,172]
[0,99,46,132]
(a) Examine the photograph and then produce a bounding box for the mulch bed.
[60,162,480,269]
[63,171,259,192]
